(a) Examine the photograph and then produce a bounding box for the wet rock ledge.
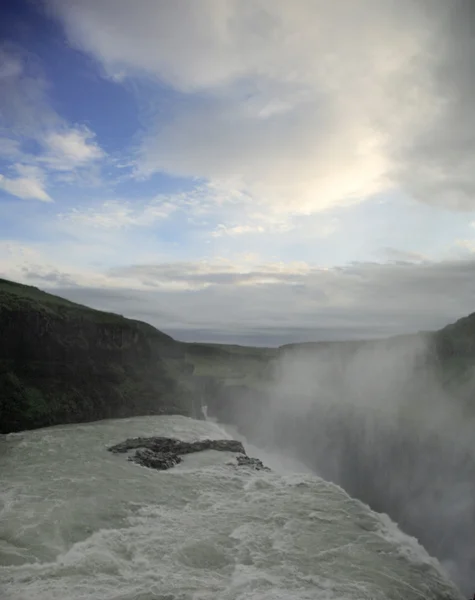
[107,436,270,472]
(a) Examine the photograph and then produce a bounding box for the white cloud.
[0,164,51,202]
[59,198,176,229]
[209,207,338,238]
[45,0,473,213]
[0,46,105,199]
[105,259,314,291]
[42,126,104,170]
[212,224,266,237]
[455,240,475,254]
[212,211,296,237]
[140,100,391,215]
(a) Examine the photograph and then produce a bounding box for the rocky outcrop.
[129,448,182,470]
[236,454,270,471]
[107,436,269,472]
[108,436,246,455]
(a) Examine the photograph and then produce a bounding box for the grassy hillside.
[0,279,195,433]
[431,312,475,396]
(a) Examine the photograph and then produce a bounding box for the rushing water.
[0,415,463,600]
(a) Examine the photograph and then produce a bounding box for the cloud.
[49,257,475,345]
[138,97,390,214]
[211,212,296,237]
[106,259,313,290]
[0,46,105,199]
[42,126,104,171]
[22,269,79,287]
[45,0,475,213]
[212,224,266,237]
[455,239,475,254]
[0,164,51,202]
[381,247,428,264]
[58,181,300,240]
[3,234,474,343]
[59,198,176,229]
[391,2,475,211]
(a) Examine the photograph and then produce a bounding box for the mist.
[211,334,475,595]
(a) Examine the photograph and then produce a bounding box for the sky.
[1,0,475,345]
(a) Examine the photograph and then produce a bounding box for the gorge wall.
[0,279,196,433]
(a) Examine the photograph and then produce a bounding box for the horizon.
[1,1,475,345]
[1,274,456,348]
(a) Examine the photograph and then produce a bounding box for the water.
[0,415,463,600]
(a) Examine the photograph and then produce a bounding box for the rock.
[236,454,271,471]
[128,448,181,470]
[107,436,245,456]
[108,436,269,472]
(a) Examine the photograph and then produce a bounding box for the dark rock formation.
[236,454,270,471]
[107,436,268,472]
[108,436,246,455]
[129,448,182,470]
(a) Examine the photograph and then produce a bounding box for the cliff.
[199,314,475,429]
[0,278,196,433]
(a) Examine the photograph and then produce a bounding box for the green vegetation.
[0,278,125,322]
[0,279,192,433]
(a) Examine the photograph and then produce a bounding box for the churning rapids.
[0,415,463,600]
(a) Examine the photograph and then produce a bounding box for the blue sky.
[1,0,475,344]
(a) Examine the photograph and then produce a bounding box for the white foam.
[0,415,464,600]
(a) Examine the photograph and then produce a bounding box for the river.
[0,415,463,599]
